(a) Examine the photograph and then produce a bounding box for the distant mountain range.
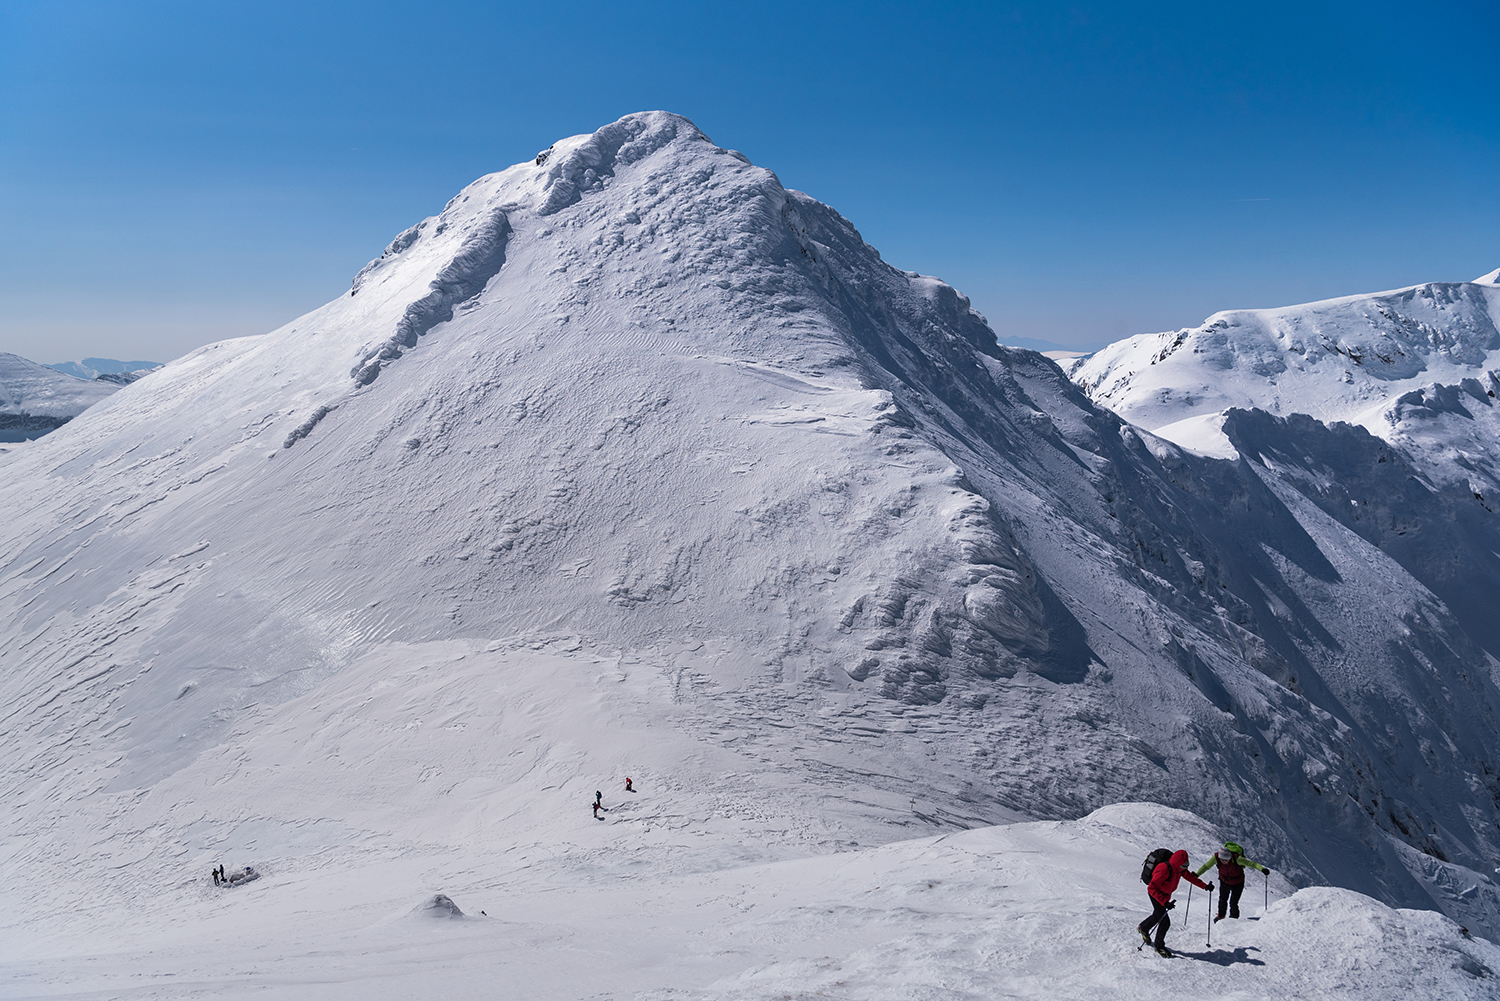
[0,355,161,442]
[46,357,162,381]
[0,352,120,441]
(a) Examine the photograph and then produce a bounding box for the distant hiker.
[595,790,603,806]
[212,864,226,886]
[1195,841,1269,921]
[212,865,220,886]
[592,801,602,819]
[1138,849,1212,957]
[625,777,634,792]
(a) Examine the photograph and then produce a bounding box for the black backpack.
[1141,848,1173,885]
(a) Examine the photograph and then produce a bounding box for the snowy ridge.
[1069,277,1500,436]
[1067,275,1500,510]
[4,799,1494,999]
[46,357,162,381]
[3,113,1500,987]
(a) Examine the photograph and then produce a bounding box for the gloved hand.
[1263,867,1272,874]
[1206,883,1215,892]
[1165,901,1175,910]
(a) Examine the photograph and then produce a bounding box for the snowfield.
[3,112,1499,996]
[4,783,1494,999]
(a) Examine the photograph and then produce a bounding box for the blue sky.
[2,0,1496,363]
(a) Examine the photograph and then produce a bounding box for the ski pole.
[1265,869,1269,913]
[1206,888,1212,947]
[1185,883,1192,925]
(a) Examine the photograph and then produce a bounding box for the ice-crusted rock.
[414,894,465,919]
[350,208,512,386]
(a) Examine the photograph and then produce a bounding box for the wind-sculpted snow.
[535,111,688,216]
[350,207,512,385]
[2,110,1499,979]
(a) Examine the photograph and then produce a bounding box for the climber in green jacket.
[1196,841,1270,921]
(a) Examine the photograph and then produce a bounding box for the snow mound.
[413,893,465,919]
[1148,412,1239,460]
[219,865,260,888]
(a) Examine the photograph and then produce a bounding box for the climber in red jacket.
[1138,850,1212,957]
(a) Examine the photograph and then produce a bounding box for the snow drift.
[2,112,1498,976]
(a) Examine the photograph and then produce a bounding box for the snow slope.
[3,111,1500,977]
[4,799,1494,1000]
[0,351,119,441]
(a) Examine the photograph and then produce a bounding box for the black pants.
[1139,899,1171,947]
[1217,882,1244,918]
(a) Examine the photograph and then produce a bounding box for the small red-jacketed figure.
[625,777,634,792]
[1137,850,1211,957]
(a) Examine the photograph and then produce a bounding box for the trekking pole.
[1185,883,1192,925]
[1206,889,1213,947]
[1264,869,1269,913]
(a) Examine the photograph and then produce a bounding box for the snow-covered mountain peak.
[1068,272,1500,670]
[6,112,1500,973]
[1476,266,1500,285]
[1071,278,1500,434]
[306,111,852,397]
